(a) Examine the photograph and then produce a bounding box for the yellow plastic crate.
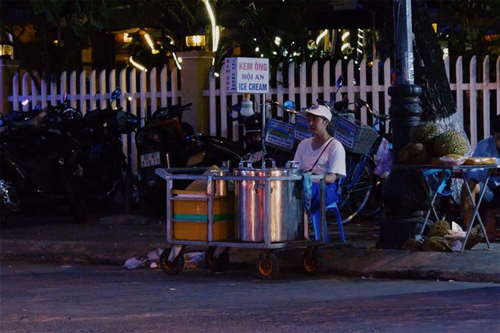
[172,190,234,241]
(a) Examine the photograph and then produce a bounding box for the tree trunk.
[412,0,471,155]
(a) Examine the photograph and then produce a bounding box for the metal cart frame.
[155,168,329,278]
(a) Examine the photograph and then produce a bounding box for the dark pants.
[478,182,500,208]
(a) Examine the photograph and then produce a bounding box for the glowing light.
[185,35,205,47]
[341,32,350,41]
[255,47,260,52]
[272,51,277,55]
[260,54,264,57]
[144,33,154,49]
[344,56,348,59]
[432,23,438,33]
[123,33,132,43]
[172,52,182,70]
[22,98,29,106]
[214,72,220,77]
[274,37,281,46]
[204,0,218,52]
[357,41,363,47]
[128,96,133,101]
[144,33,159,54]
[129,57,147,72]
[357,48,363,54]
[341,43,349,52]
[315,29,328,46]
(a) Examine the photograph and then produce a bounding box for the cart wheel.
[205,247,230,272]
[257,252,280,279]
[302,247,322,276]
[159,247,185,275]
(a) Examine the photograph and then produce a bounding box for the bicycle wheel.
[359,176,385,218]
[337,157,374,224]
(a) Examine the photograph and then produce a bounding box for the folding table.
[394,164,499,252]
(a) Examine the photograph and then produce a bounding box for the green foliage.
[436,0,500,59]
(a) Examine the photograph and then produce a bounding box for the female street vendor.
[293,104,346,238]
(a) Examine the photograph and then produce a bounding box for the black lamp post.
[377,0,430,249]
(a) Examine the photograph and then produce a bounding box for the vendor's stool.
[312,201,346,243]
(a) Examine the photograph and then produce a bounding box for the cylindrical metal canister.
[234,159,303,242]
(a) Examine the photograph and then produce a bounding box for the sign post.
[224,57,270,164]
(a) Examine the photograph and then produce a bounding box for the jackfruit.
[398,143,429,164]
[433,131,468,157]
[465,225,484,250]
[412,122,439,144]
[429,220,450,237]
[422,236,453,252]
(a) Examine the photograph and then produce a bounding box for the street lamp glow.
[315,29,328,46]
[204,0,219,52]
[129,57,147,72]
[172,52,182,70]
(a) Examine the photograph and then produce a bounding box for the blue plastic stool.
[312,201,346,243]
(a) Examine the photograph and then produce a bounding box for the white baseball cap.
[305,104,332,122]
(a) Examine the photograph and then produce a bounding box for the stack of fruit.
[398,123,468,165]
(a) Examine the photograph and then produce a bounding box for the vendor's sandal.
[465,225,485,250]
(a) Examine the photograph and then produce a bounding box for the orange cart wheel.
[159,247,185,275]
[302,247,322,276]
[205,247,230,272]
[257,252,279,279]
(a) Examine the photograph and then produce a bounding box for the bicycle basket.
[332,116,378,154]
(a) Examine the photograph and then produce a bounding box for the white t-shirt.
[293,137,346,177]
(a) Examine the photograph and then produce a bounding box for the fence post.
[482,56,490,139]
[177,51,215,134]
[0,59,20,114]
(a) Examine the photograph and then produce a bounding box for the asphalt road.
[1,263,499,333]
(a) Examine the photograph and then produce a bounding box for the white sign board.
[224,57,269,94]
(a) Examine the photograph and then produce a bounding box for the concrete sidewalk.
[1,213,499,283]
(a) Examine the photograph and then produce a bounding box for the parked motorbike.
[0,180,20,225]
[77,89,139,205]
[136,103,243,206]
[0,101,87,223]
[228,98,302,167]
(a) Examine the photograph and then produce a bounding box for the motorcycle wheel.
[64,172,87,224]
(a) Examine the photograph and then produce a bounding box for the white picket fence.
[205,56,500,149]
[7,55,500,171]
[8,66,180,174]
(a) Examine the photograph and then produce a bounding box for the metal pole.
[378,0,424,249]
[389,0,421,162]
[394,0,414,85]
[261,93,266,165]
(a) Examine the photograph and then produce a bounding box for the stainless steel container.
[210,168,228,197]
[234,159,303,242]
